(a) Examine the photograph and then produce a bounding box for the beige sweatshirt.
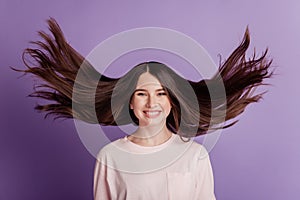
[94,133,216,200]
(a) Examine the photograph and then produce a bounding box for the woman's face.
[130,72,171,127]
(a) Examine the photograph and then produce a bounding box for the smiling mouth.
[143,111,162,118]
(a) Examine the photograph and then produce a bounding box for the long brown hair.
[13,18,273,137]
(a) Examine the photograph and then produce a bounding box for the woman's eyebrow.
[134,88,165,92]
[156,88,166,92]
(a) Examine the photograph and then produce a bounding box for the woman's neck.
[127,125,173,147]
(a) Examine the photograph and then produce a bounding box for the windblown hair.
[14,18,273,137]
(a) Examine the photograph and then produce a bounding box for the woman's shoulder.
[182,138,210,159]
[190,140,208,151]
[175,135,207,151]
[96,137,125,160]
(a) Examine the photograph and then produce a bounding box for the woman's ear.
[130,103,133,109]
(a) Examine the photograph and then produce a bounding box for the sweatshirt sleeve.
[194,146,216,200]
[93,156,112,200]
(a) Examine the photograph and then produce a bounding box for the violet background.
[1,0,300,199]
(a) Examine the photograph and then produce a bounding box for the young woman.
[14,18,273,199]
[93,63,217,199]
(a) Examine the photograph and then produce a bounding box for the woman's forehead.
[135,72,163,89]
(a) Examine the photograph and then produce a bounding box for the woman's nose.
[146,95,156,108]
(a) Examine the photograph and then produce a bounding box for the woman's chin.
[139,118,166,128]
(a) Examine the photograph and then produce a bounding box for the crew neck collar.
[122,133,177,152]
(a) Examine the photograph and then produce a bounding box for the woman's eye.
[136,93,146,96]
[158,92,167,96]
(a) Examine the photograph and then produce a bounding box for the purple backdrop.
[1,0,299,199]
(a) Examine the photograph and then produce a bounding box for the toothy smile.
[143,111,161,118]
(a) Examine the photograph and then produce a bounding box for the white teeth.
[145,111,160,116]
